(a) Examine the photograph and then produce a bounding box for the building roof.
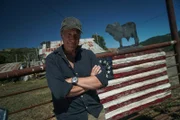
[0,62,22,73]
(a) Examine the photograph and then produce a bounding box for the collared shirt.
[46,45,108,120]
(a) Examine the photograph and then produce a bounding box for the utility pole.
[24,53,30,68]
[165,0,180,82]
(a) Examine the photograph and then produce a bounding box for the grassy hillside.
[140,31,180,51]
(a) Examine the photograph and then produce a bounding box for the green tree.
[0,54,6,64]
[0,48,38,64]
[92,34,108,50]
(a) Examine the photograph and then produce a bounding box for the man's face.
[61,28,81,53]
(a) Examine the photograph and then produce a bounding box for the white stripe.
[112,51,166,65]
[108,67,167,86]
[105,91,171,119]
[113,60,166,74]
[99,75,168,99]
[103,83,171,108]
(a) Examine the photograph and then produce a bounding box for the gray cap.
[60,17,82,32]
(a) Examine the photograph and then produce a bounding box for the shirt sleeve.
[88,50,108,87]
[45,54,73,99]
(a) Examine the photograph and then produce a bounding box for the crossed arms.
[66,65,102,97]
[46,52,108,99]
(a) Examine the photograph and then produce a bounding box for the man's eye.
[75,34,80,38]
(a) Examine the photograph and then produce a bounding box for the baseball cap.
[60,17,82,33]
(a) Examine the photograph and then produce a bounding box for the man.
[46,17,108,120]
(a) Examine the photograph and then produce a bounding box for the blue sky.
[0,0,180,50]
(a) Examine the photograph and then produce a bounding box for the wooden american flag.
[97,49,171,120]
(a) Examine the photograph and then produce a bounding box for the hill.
[140,30,180,51]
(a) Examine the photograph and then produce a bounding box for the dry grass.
[0,78,54,120]
[1,78,180,120]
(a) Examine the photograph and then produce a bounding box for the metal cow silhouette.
[106,22,139,48]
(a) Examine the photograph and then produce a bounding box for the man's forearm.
[76,65,103,89]
[66,85,88,97]
[77,76,102,90]
[66,76,102,90]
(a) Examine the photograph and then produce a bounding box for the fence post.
[165,0,180,83]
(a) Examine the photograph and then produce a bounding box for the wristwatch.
[71,77,78,85]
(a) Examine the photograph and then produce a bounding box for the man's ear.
[60,30,63,37]
[60,32,64,39]
[60,31,62,36]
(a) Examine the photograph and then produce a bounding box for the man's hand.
[66,78,72,83]
[66,65,101,83]
[91,65,101,76]
[65,65,103,90]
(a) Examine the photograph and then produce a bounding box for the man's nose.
[68,34,75,39]
[68,34,78,41]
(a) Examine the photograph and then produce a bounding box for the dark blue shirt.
[46,45,108,120]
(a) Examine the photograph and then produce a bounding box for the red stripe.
[105,88,170,112]
[114,64,166,79]
[97,71,167,94]
[112,56,166,69]
[100,79,169,104]
[112,50,161,60]
[107,95,171,120]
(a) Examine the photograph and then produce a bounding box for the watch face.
[72,77,78,84]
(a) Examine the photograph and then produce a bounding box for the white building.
[39,38,106,59]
